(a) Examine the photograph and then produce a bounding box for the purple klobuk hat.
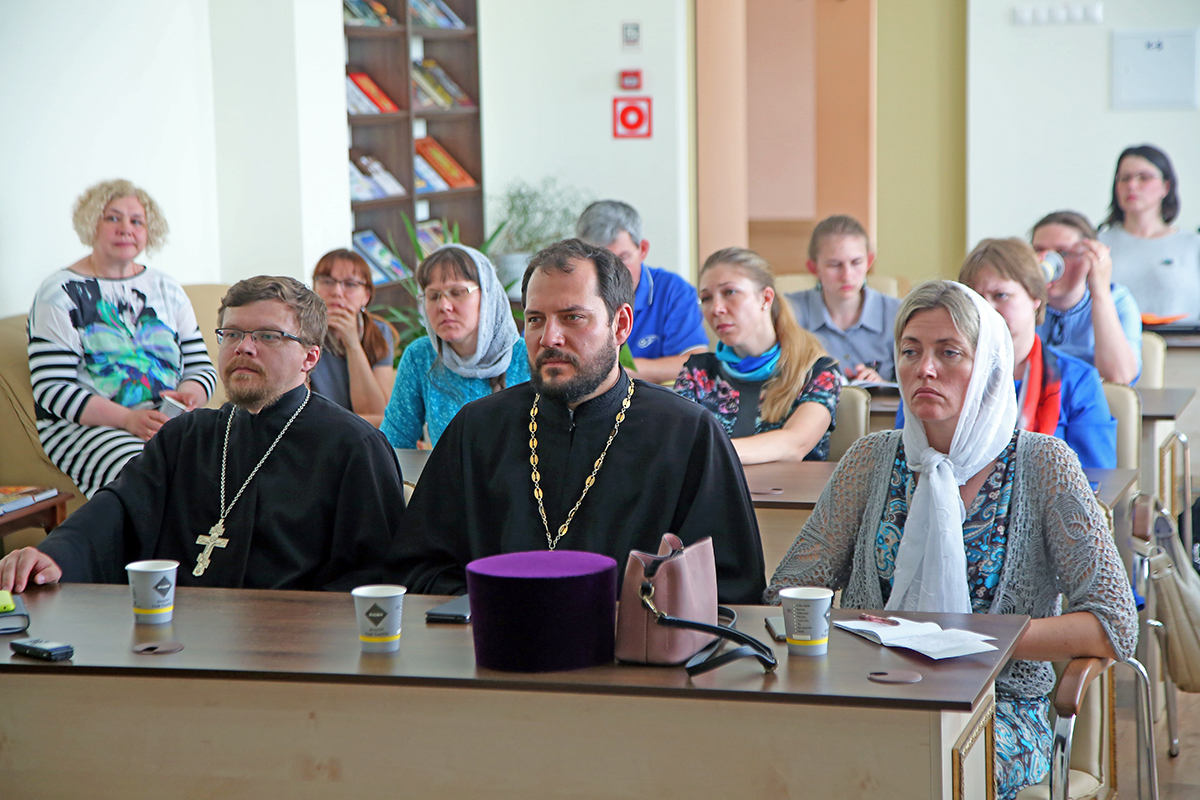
[466,550,618,672]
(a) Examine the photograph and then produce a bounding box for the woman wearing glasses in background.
[381,244,529,449]
[309,249,398,425]
[1099,144,1200,319]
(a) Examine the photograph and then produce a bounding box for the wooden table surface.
[3,584,1027,713]
[1137,387,1196,421]
[1084,467,1139,510]
[0,491,73,539]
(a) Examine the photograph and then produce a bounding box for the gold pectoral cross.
[193,521,229,577]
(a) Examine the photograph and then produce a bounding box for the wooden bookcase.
[345,0,483,310]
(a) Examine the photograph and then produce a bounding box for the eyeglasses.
[215,328,305,347]
[315,276,369,291]
[419,284,479,305]
[1117,172,1162,184]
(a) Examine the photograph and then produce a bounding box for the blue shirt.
[381,336,530,448]
[788,286,902,381]
[309,320,395,411]
[1037,282,1142,384]
[895,345,1116,469]
[628,265,708,359]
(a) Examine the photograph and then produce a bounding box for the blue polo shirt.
[788,286,902,380]
[628,264,708,359]
[1036,282,1142,384]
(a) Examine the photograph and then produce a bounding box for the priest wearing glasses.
[0,276,405,593]
[391,239,765,605]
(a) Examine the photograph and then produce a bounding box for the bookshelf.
[345,0,483,310]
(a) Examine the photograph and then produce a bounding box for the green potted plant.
[490,177,593,299]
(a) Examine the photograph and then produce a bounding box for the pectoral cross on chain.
[193,521,229,577]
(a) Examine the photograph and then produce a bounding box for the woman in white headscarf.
[766,280,1136,800]
[381,244,530,448]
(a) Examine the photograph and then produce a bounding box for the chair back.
[828,386,870,460]
[1141,331,1166,389]
[773,273,902,299]
[182,284,230,408]
[1103,382,1141,471]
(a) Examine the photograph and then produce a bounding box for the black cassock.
[391,371,766,605]
[38,385,406,591]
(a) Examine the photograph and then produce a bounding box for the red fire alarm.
[619,70,642,90]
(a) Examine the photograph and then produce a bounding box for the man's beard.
[531,338,618,405]
[222,360,282,410]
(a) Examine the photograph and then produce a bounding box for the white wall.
[477,0,694,279]
[0,0,349,319]
[967,0,1200,246]
[0,1,221,317]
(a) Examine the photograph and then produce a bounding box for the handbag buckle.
[639,581,664,619]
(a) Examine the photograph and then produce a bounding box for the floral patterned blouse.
[673,353,841,461]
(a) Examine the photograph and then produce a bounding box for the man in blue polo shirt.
[577,201,708,384]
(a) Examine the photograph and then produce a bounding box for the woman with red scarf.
[959,238,1116,469]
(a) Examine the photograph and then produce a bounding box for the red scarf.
[1018,335,1062,435]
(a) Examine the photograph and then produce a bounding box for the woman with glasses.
[309,249,397,424]
[381,244,529,448]
[1099,144,1200,319]
[27,179,217,497]
[1030,210,1141,384]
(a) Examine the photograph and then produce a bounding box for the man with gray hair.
[1,276,406,593]
[576,200,707,383]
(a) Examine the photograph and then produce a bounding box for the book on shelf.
[415,219,446,258]
[349,160,386,202]
[410,62,455,109]
[420,59,474,107]
[0,486,58,516]
[413,153,451,194]
[365,0,398,25]
[411,79,440,111]
[348,72,399,114]
[343,0,382,26]
[352,230,411,281]
[415,137,476,188]
[0,594,31,635]
[409,0,464,29]
[346,76,381,115]
[352,151,407,197]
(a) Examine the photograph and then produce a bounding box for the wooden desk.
[0,491,73,540]
[1084,467,1139,512]
[1135,387,1195,510]
[1,585,1025,799]
[743,460,837,510]
[870,394,901,433]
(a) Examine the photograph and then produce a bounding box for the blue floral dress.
[673,354,841,460]
[876,432,1052,800]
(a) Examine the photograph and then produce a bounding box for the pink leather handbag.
[615,533,776,675]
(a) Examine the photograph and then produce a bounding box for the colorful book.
[0,486,58,516]
[426,0,465,28]
[366,0,398,25]
[408,0,444,27]
[348,72,399,114]
[411,79,439,111]
[343,0,382,25]
[413,153,451,193]
[352,230,411,280]
[410,63,454,109]
[415,219,446,257]
[421,59,474,106]
[346,76,381,115]
[353,153,407,197]
[414,137,476,188]
[349,161,384,201]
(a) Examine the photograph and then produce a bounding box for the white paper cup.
[126,560,180,625]
[352,585,406,653]
[779,587,833,656]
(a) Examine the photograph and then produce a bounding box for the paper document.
[834,617,997,660]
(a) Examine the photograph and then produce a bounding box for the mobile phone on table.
[11,638,74,661]
[425,594,471,623]
[765,616,787,643]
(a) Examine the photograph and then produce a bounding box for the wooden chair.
[1140,332,1166,390]
[181,283,230,408]
[827,386,869,460]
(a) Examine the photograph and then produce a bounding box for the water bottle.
[1039,251,1064,284]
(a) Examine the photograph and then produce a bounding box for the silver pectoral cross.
[193,521,229,577]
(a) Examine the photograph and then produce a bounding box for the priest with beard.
[390,239,765,604]
[0,276,405,593]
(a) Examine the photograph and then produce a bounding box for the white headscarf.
[886,282,1017,614]
[419,243,520,380]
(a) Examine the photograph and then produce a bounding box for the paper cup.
[779,587,833,656]
[352,585,406,653]
[126,560,179,624]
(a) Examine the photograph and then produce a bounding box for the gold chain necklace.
[529,379,634,550]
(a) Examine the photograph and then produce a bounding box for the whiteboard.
[1112,29,1199,110]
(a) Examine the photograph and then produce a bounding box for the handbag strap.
[639,581,778,676]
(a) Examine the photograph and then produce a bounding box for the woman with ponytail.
[674,247,840,463]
